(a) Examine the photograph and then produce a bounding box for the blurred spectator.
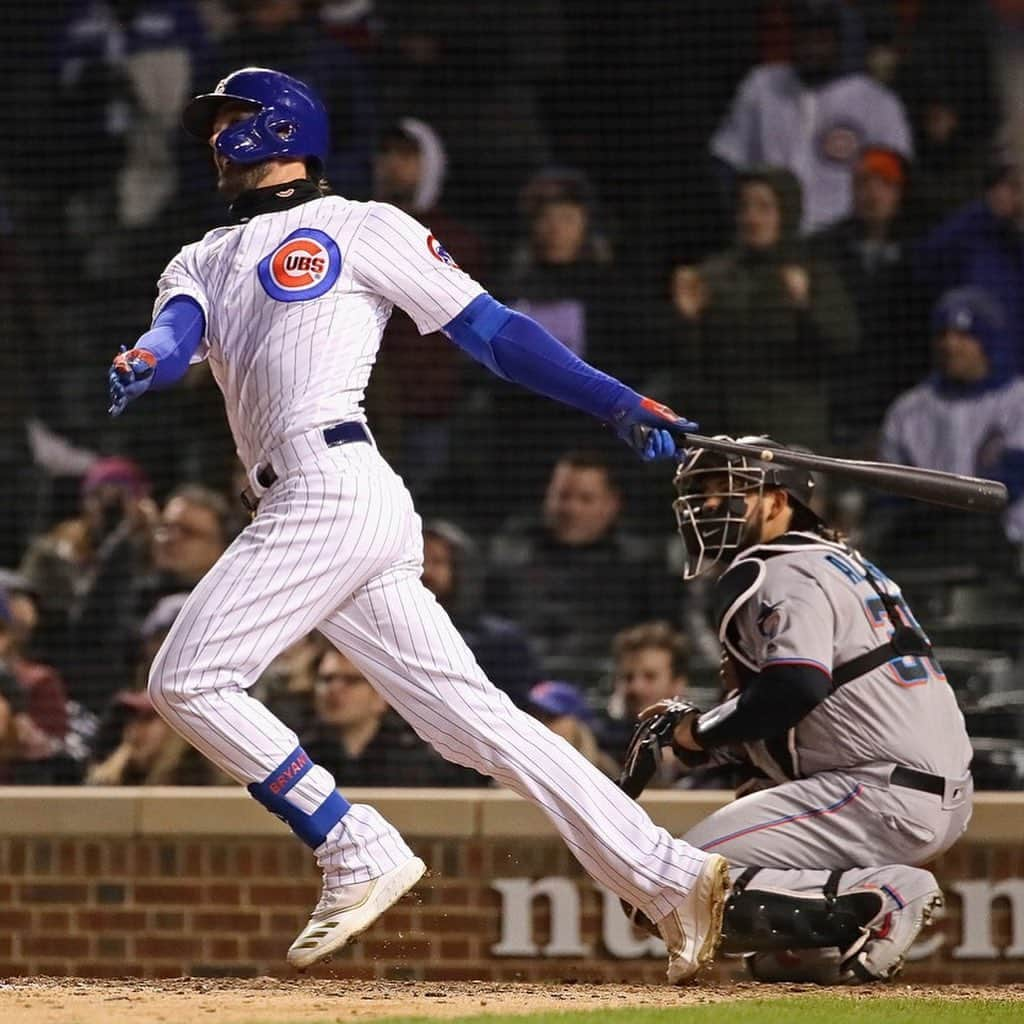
[710,0,912,234]
[87,689,221,785]
[987,0,1024,125]
[20,457,158,712]
[256,632,327,736]
[665,168,858,450]
[912,157,1024,369]
[488,168,629,510]
[136,592,189,684]
[756,0,867,75]
[500,167,619,368]
[905,82,992,235]
[367,119,487,497]
[213,0,375,198]
[373,0,562,233]
[809,147,925,442]
[597,620,749,792]
[86,591,188,764]
[597,621,689,770]
[898,16,995,234]
[301,648,480,786]
[421,521,541,709]
[0,579,81,784]
[527,680,617,777]
[876,286,1024,565]
[0,669,25,772]
[151,484,235,592]
[0,221,40,568]
[543,4,757,274]
[487,450,672,678]
[55,0,208,284]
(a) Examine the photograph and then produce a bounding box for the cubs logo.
[818,123,863,165]
[427,233,459,268]
[258,228,342,302]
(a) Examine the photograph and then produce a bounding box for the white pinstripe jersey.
[152,198,485,469]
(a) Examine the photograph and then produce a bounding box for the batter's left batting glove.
[612,396,697,461]
[108,346,157,417]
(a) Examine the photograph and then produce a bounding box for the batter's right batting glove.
[611,395,696,461]
[108,345,157,417]
[618,698,704,798]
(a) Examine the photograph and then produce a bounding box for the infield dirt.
[1,978,1022,1024]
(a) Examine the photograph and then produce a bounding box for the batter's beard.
[216,159,273,201]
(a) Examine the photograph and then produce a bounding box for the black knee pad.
[721,869,883,955]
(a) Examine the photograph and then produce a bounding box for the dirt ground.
[1,979,1022,1024]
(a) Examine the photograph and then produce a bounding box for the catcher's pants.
[148,431,709,922]
[683,766,972,923]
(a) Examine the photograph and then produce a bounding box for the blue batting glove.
[108,345,156,417]
[612,396,698,462]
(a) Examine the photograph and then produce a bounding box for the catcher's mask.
[672,436,817,578]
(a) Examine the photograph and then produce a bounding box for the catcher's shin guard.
[720,869,883,955]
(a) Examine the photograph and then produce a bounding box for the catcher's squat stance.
[621,439,973,983]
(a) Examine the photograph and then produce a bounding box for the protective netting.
[0,1,1021,788]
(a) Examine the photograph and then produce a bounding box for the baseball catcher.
[620,438,973,983]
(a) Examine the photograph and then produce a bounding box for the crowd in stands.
[1,0,1024,789]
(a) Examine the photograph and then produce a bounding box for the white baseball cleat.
[656,853,731,984]
[842,885,944,982]
[287,855,426,968]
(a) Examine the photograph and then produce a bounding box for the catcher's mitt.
[617,698,703,799]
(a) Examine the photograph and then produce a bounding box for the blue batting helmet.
[182,67,329,169]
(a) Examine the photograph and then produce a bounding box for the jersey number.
[863,595,943,687]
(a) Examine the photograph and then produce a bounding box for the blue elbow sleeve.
[137,295,205,390]
[444,293,633,421]
[443,293,514,379]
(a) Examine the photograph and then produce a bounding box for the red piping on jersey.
[700,783,864,850]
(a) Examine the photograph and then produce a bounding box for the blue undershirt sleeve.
[137,295,206,390]
[443,293,640,422]
[694,663,833,747]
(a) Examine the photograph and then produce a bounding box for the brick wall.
[1,790,1022,982]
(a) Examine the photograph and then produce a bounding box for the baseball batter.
[620,439,973,983]
[105,67,729,982]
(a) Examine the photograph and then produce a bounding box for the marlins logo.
[757,601,783,640]
[258,228,342,302]
[426,233,459,268]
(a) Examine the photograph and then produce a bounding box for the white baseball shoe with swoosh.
[287,855,426,968]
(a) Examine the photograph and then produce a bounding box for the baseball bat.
[681,433,1008,514]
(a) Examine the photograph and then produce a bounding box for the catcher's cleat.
[841,885,944,982]
[657,853,731,984]
[287,855,426,968]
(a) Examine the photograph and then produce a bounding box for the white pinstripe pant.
[148,429,708,920]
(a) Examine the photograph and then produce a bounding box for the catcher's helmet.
[672,437,818,578]
[182,67,329,170]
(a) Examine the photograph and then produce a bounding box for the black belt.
[241,422,370,512]
[890,765,947,797]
